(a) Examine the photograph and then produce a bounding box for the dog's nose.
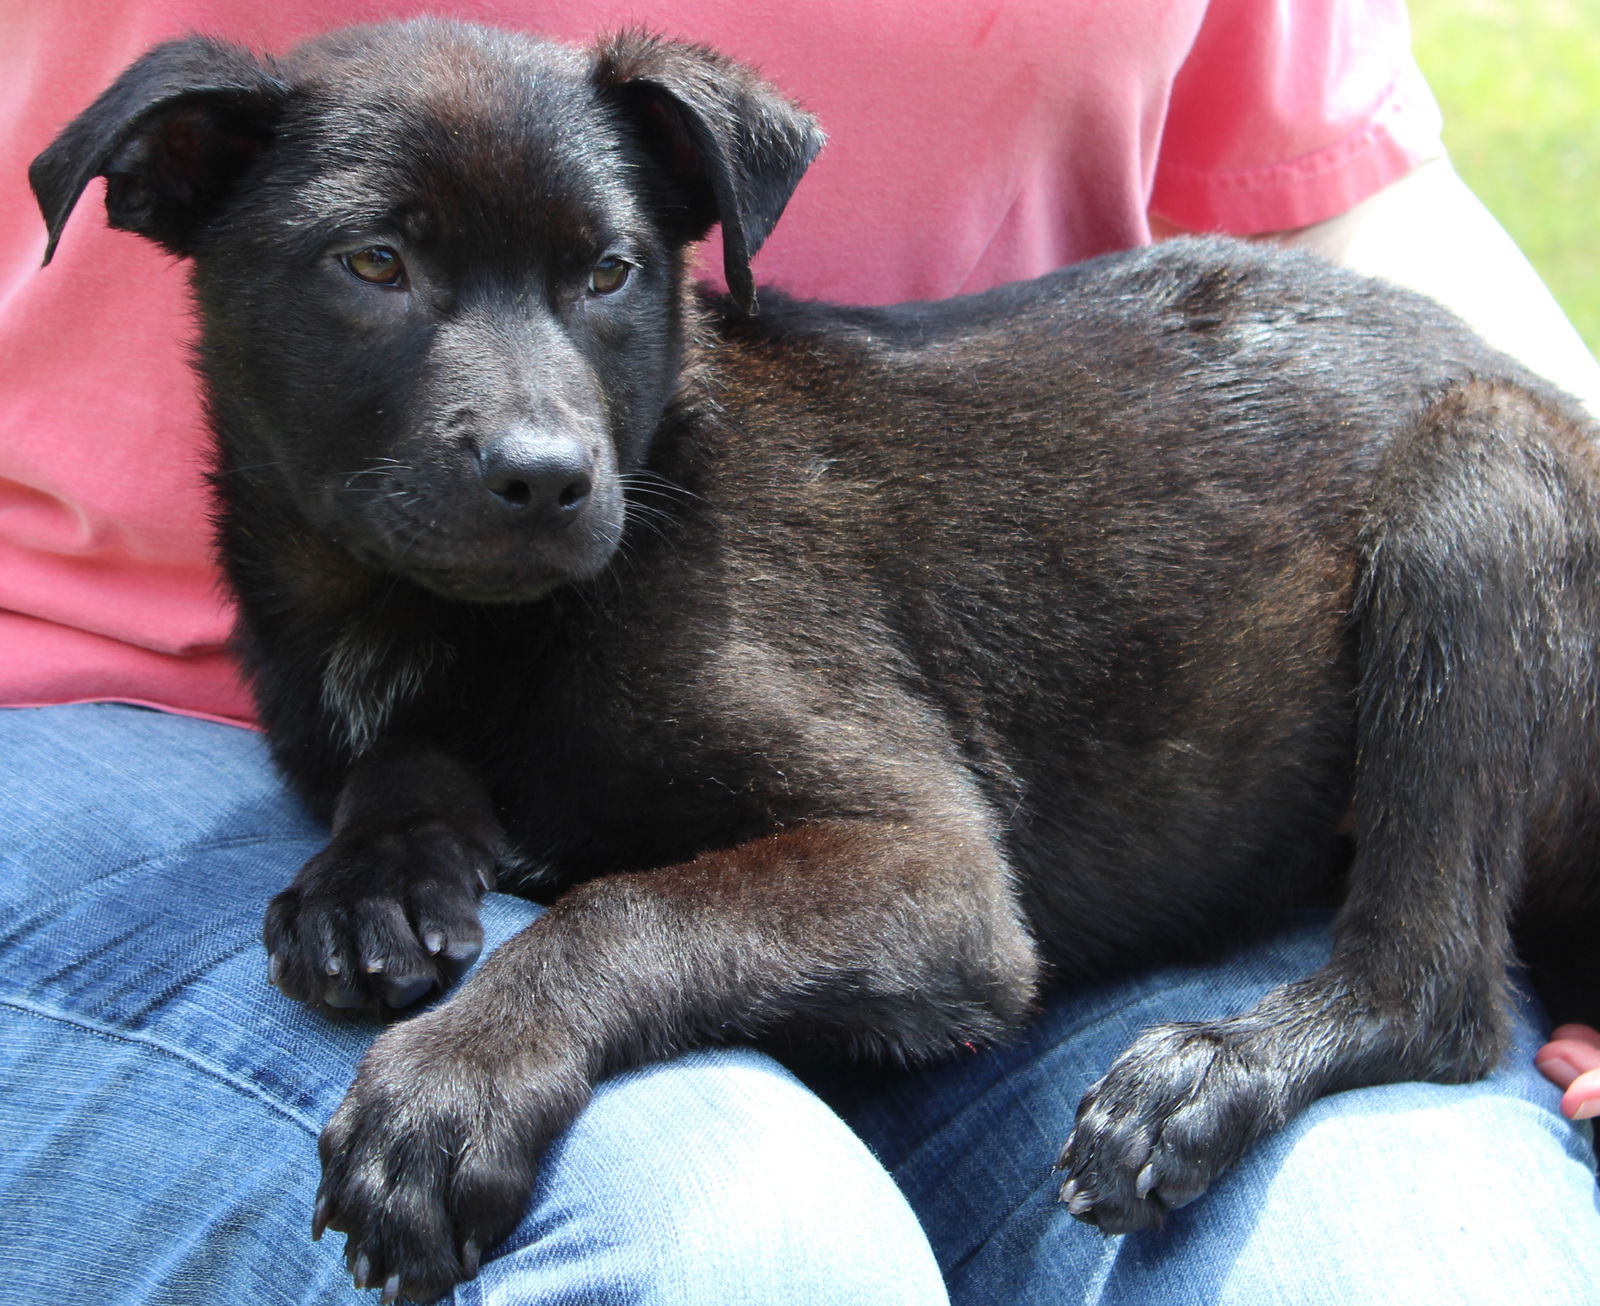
[476,432,593,522]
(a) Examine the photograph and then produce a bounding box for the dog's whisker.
[212,460,290,480]
[622,500,674,528]
[342,463,418,492]
[619,470,701,503]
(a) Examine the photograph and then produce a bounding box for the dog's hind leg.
[1058,378,1600,1233]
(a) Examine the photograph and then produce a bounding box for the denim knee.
[468,1048,948,1306]
[1,708,947,1305]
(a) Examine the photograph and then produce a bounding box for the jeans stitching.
[0,833,321,944]
[0,995,325,1135]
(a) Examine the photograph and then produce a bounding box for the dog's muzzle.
[476,429,595,527]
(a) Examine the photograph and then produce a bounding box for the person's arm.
[1267,155,1600,419]
[1152,155,1600,419]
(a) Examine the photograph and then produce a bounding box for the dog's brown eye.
[344,246,405,286]
[589,256,631,295]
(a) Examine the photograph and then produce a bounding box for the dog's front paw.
[264,822,495,1011]
[1055,1021,1287,1234]
[315,1007,587,1304]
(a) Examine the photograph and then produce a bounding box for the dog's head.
[31,21,823,602]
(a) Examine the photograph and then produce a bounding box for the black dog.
[32,18,1600,1303]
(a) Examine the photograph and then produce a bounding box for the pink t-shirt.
[0,0,1443,724]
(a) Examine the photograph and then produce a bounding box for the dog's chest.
[319,609,789,878]
[487,680,788,880]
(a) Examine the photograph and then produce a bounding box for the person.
[3,2,1599,1303]
[1541,1025,1600,1119]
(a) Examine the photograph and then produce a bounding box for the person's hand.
[1535,1024,1600,1119]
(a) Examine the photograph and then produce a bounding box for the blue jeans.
[3,704,1598,1305]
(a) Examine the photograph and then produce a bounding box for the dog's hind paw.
[263,821,494,1012]
[1054,1020,1289,1234]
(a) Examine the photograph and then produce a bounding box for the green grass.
[1409,0,1600,353]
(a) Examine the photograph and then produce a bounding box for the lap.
[816,917,1600,1305]
[0,705,944,1305]
[5,704,1597,1305]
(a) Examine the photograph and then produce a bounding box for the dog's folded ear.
[592,32,825,314]
[30,36,288,265]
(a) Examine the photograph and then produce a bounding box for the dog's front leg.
[264,746,503,1011]
[313,816,1039,1304]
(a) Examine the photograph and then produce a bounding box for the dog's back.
[529,239,1595,974]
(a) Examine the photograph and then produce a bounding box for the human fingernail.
[1538,1054,1579,1084]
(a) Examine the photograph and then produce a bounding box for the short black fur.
[33,19,1600,1304]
